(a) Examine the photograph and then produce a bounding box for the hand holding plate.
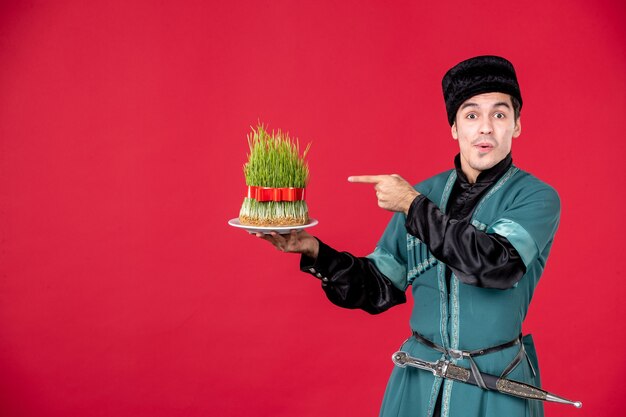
[255,230,319,259]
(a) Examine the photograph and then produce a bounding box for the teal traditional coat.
[368,166,560,417]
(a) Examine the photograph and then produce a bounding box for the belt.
[411,331,534,390]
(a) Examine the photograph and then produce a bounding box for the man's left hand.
[348,174,420,214]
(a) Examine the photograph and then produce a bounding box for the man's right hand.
[254,230,319,260]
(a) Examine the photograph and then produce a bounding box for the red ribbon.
[247,186,306,202]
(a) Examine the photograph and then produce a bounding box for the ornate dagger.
[392,351,582,408]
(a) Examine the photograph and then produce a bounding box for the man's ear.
[451,122,458,140]
[513,118,522,138]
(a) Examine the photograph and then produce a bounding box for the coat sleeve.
[405,194,531,289]
[300,238,406,314]
[300,218,407,314]
[486,184,561,268]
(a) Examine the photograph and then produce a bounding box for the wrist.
[403,191,420,215]
[302,236,320,259]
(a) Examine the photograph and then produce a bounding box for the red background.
[1,1,624,416]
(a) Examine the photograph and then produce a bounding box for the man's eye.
[466,113,477,119]
[494,113,505,119]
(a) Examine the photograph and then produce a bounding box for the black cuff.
[300,238,336,283]
[405,193,428,237]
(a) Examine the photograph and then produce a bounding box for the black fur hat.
[442,55,522,126]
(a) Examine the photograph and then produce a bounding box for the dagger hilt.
[392,351,446,377]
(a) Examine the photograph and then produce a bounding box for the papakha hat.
[442,55,523,126]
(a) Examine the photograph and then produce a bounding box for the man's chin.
[470,159,498,173]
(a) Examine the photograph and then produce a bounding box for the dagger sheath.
[392,351,581,408]
[444,361,546,401]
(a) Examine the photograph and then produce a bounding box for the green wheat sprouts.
[240,124,312,226]
[244,124,310,188]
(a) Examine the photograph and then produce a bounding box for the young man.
[258,56,560,417]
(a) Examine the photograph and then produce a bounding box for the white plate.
[228,218,318,234]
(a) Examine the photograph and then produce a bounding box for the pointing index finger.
[348,175,387,184]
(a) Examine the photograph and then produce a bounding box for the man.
[257,56,560,417]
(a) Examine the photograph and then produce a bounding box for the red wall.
[1,1,624,416]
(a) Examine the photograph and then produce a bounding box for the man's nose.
[479,118,493,134]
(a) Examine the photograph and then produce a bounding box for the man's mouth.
[474,142,494,152]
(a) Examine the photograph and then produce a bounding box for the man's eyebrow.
[459,101,512,111]
[459,102,479,110]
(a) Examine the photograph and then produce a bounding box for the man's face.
[451,92,521,182]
